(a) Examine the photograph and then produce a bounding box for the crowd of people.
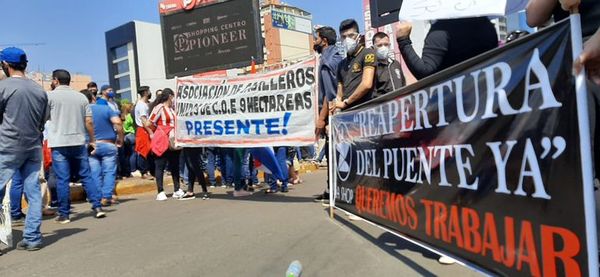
[0,0,599,261]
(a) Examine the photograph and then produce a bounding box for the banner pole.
[328,114,335,219]
[570,12,599,276]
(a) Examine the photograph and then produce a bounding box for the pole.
[328,113,335,219]
[570,11,599,277]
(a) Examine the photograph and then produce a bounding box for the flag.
[250,57,256,74]
[251,147,285,181]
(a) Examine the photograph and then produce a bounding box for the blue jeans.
[88,142,118,200]
[242,149,259,184]
[179,152,189,184]
[0,149,43,246]
[267,147,289,190]
[10,171,25,219]
[118,133,135,177]
[221,148,234,184]
[52,145,102,218]
[206,147,219,185]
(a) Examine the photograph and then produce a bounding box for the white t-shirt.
[134,101,149,127]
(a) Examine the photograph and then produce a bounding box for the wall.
[279,28,311,62]
[134,21,176,101]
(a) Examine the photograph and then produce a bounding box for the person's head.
[373,32,393,61]
[149,88,174,112]
[87,82,98,97]
[100,84,115,99]
[137,86,151,101]
[51,69,71,90]
[121,102,133,115]
[80,89,94,104]
[0,47,28,78]
[313,26,337,54]
[339,19,362,55]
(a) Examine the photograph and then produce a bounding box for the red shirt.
[149,103,176,127]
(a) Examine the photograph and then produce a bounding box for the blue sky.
[1,0,363,84]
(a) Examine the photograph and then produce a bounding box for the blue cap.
[0,47,28,63]
[100,85,111,91]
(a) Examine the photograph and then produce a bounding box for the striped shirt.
[149,103,176,127]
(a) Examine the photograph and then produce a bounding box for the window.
[115,60,129,75]
[116,76,131,90]
[112,44,128,60]
[119,90,132,101]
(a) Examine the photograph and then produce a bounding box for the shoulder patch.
[364,53,375,63]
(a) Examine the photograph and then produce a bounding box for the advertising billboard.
[160,0,264,78]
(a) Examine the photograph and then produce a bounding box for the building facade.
[260,0,314,68]
[105,21,175,102]
[105,1,313,101]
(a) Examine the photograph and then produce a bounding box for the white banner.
[398,0,525,21]
[175,57,318,147]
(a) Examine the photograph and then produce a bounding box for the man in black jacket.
[372,32,406,98]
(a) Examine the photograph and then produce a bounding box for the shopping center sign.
[159,0,264,78]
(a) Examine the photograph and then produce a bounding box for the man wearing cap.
[0,47,48,251]
[99,85,120,114]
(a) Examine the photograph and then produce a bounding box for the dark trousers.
[155,150,181,193]
[183,148,208,193]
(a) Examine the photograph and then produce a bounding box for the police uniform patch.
[365,53,375,63]
[352,63,361,73]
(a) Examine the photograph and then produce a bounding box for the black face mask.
[313,43,323,54]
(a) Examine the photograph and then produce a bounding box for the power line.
[0,42,46,47]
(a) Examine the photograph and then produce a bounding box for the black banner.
[332,20,594,276]
[160,0,264,78]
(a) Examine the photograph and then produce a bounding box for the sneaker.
[201,193,210,200]
[172,189,185,199]
[209,184,216,188]
[220,184,227,188]
[281,187,289,193]
[55,216,70,224]
[233,190,252,197]
[156,192,168,201]
[314,192,330,202]
[93,208,106,219]
[179,193,196,201]
[16,241,41,251]
[438,256,457,265]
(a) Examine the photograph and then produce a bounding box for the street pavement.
[0,169,480,277]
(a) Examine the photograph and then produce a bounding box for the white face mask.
[343,37,358,55]
[376,46,391,60]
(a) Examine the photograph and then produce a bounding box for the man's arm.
[343,66,375,107]
[397,26,449,80]
[575,27,600,85]
[526,0,557,27]
[111,116,125,147]
[85,116,96,148]
[141,115,154,138]
[330,82,344,114]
